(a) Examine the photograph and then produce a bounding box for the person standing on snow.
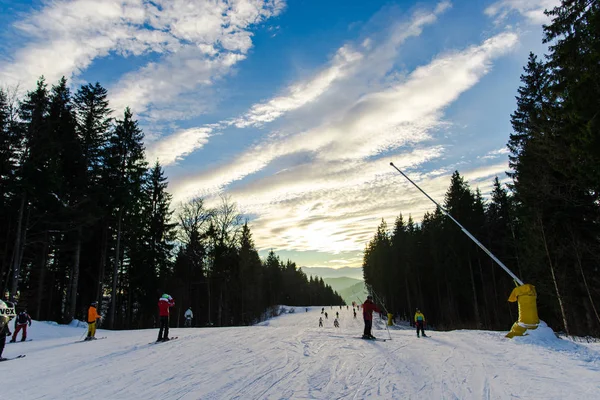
[362,295,381,339]
[414,308,427,337]
[334,318,339,328]
[10,310,31,342]
[184,307,193,327]
[86,301,102,340]
[0,299,15,360]
[319,317,323,327]
[157,294,175,342]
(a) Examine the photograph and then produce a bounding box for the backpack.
[17,312,28,324]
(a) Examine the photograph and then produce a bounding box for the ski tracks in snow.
[4,308,600,399]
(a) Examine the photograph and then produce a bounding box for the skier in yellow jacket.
[414,308,427,338]
[85,301,102,341]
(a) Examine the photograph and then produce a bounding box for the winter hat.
[367,295,373,300]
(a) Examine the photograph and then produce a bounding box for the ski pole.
[366,284,392,340]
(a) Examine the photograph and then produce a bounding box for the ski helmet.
[367,295,373,300]
[162,294,170,299]
[91,301,98,306]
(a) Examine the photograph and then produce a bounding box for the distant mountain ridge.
[322,277,368,306]
[299,267,366,305]
[300,266,363,280]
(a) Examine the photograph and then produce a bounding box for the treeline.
[0,77,343,329]
[364,0,600,337]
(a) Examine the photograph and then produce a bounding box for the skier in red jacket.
[157,294,175,342]
[362,295,381,339]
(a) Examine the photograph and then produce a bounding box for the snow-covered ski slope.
[3,307,600,399]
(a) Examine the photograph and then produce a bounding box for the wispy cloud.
[232,1,452,129]
[167,28,517,256]
[150,1,452,167]
[478,147,510,160]
[231,45,364,128]
[146,126,214,165]
[170,30,518,200]
[485,0,560,24]
[0,0,284,118]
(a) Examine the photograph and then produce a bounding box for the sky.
[0,0,560,274]
[3,311,600,398]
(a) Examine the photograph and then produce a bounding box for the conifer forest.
[364,1,600,337]
[1,1,599,337]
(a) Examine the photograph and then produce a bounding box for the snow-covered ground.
[2,307,600,399]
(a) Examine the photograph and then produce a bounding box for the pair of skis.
[76,336,108,343]
[0,354,26,362]
[358,336,387,342]
[150,336,178,344]
[8,339,33,343]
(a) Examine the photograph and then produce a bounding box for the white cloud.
[0,0,284,118]
[231,45,364,128]
[230,1,452,129]
[485,0,560,24]
[168,30,517,254]
[146,126,214,165]
[170,31,517,200]
[109,49,246,117]
[150,1,452,169]
[478,147,510,160]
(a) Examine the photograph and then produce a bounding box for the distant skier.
[85,301,102,340]
[336,312,339,319]
[414,308,427,337]
[362,295,381,339]
[353,309,357,319]
[334,318,339,328]
[324,312,328,319]
[157,294,175,342]
[184,307,193,327]
[10,310,32,342]
[321,307,324,314]
[0,299,16,360]
[319,317,323,327]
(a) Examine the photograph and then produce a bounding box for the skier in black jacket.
[10,310,32,342]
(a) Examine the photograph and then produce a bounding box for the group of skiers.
[318,295,427,340]
[2,287,427,361]
[0,291,32,361]
[85,292,194,343]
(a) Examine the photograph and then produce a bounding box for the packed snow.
[2,307,600,399]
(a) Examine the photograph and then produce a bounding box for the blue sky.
[0,0,558,274]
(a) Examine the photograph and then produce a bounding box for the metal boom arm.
[389,162,524,286]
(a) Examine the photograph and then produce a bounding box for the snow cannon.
[506,284,539,338]
[0,299,16,331]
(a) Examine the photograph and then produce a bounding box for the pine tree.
[0,88,22,293]
[105,107,147,328]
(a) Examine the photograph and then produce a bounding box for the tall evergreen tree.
[105,107,147,328]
